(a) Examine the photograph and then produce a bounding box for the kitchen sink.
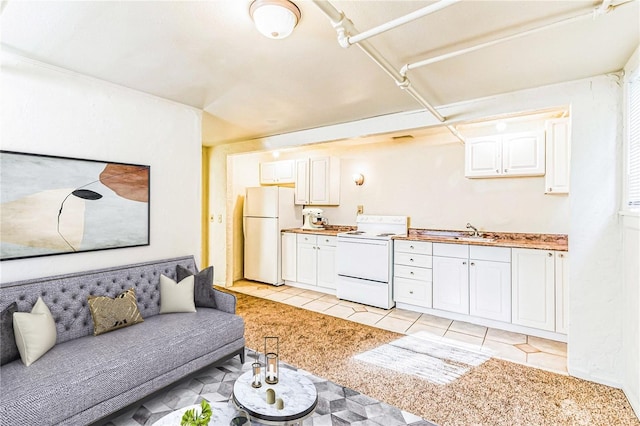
[452,236,495,243]
[417,230,495,243]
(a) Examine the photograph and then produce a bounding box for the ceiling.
[1,1,638,147]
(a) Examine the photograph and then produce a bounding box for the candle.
[253,374,259,385]
[267,365,275,380]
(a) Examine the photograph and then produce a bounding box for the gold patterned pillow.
[88,288,144,336]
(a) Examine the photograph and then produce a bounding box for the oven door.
[336,237,390,283]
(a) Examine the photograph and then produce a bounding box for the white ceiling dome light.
[250,0,301,40]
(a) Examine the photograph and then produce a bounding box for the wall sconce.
[250,0,301,40]
[353,173,365,186]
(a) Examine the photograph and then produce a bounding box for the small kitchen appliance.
[301,208,326,230]
[336,215,408,309]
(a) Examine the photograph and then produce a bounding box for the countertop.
[283,226,568,251]
[282,225,355,236]
[396,229,568,251]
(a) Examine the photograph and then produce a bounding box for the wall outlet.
[357,205,364,215]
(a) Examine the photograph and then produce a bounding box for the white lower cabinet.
[295,234,337,290]
[393,240,433,308]
[469,246,511,322]
[511,248,556,331]
[432,243,469,314]
[316,237,337,289]
[555,251,569,334]
[281,232,297,282]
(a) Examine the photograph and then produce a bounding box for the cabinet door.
[317,244,337,289]
[294,159,309,205]
[502,131,545,176]
[260,162,278,184]
[465,137,502,177]
[545,118,571,194]
[512,248,555,331]
[296,242,317,285]
[469,260,511,322]
[309,157,330,205]
[432,256,469,314]
[555,251,569,334]
[275,160,295,183]
[281,233,297,281]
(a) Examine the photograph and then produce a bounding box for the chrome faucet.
[466,223,480,237]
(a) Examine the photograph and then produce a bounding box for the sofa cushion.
[88,288,144,335]
[0,302,19,365]
[0,308,245,425]
[177,265,216,309]
[12,298,57,366]
[159,275,196,314]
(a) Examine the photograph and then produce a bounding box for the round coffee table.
[232,368,318,425]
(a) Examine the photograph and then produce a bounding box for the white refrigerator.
[243,186,301,285]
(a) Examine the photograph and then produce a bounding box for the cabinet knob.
[504,169,508,173]
[410,271,414,275]
[496,169,499,173]
[410,245,414,249]
[470,262,475,266]
[548,188,553,192]
[559,253,564,258]
[409,258,414,262]
[462,261,467,265]
[548,252,553,257]
[409,290,414,294]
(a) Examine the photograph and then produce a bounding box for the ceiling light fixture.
[250,0,301,40]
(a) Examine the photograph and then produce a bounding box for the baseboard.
[567,366,622,389]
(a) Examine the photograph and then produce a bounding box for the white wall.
[1,51,202,282]
[622,46,640,418]
[212,73,628,389]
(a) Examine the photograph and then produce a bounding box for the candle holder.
[251,349,262,388]
[251,361,262,388]
[264,336,279,385]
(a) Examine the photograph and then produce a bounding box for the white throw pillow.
[159,274,196,314]
[13,297,57,366]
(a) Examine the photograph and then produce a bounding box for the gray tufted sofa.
[0,256,245,425]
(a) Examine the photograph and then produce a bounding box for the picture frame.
[0,151,150,261]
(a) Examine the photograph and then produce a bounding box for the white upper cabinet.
[465,131,545,178]
[545,118,571,194]
[260,160,295,184]
[294,156,340,205]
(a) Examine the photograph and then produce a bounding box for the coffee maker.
[301,208,326,230]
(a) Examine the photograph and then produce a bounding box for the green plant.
[180,399,212,426]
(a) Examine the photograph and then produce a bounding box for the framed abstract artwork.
[0,151,150,261]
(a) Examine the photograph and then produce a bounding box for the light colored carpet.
[231,289,640,426]
[353,331,491,385]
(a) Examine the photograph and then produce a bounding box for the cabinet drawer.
[394,240,432,255]
[433,242,469,259]
[470,245,510,262]
[317,235,336,247]
[296,234,317,244]
[394,252,432,268]
[394,277,432,307]
[394,264,432,281]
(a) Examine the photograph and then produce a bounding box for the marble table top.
[152,401,238,425]
[232,368,318,425]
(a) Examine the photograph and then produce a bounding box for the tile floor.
[231,280,568,375]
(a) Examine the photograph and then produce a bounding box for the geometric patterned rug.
[101,350,436,426]
[354,331,491,385]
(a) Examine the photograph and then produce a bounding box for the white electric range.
[336,215,408,309]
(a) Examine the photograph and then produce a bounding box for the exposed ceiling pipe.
[400,0,629,77]
[313,0,462,141]
[346,0,460,46]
